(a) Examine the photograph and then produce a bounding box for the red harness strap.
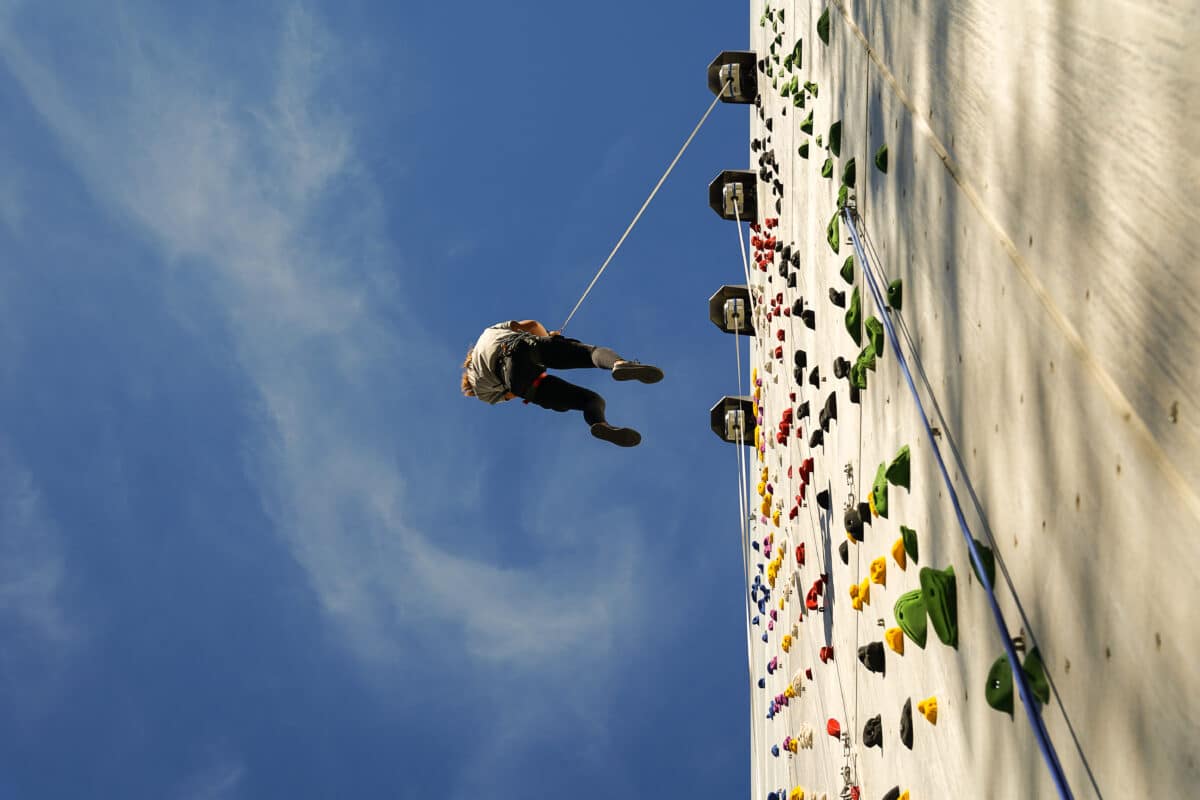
[521,372,548,404]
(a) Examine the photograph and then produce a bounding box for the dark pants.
[502,336,620,426]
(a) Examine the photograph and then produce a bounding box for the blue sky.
[0,1,751,797]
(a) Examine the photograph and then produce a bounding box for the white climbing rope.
[559,81,731,332]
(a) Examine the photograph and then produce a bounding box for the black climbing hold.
[832,357,850,379]
[823,392,837,425]
[751,138,762,152]
[859,642,885,674]
[796,400,810,420]
[844,506,863,540]
[816,489,831,511]
[765,118,773,132]
[840,255,855,285]
[802,309,816,329]
[791,298,803,316]
[829,288,846,308]
[775,198,782,214]
[829,121,842,157]
[849,384,860,404]
[757,58,766,73]
[790,251,800,268]
[875,143,889,173]
[793,366,805,385]
[842,158,856,188]
[808,367,820,388]
[900,698,914,749]
[794,350,808,372]
[887,278,903,310]
[839,539,849,564]
[920,566,958,648]
[780,244,791,261]
[894,590,928,649]
[863,714,882,748]
[882,788,901,800]
[809,428,824,448]
[787,273,797,288]
[858,501,872,524]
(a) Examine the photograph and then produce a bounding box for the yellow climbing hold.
[868,491,878,517]
[761,498,772,517]
[782,634,794,652]
[785,683,797,699]
[918,696,938,725]
[870,557,887,586]
[900,792,910,800]
[789,788,805,800]
[858,578,871,606]
[891,537,907,569]
[885,627,905,654]
[757,481,767,497]
[772,509,781,527]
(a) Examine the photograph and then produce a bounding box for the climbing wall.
[734,1,1200,798]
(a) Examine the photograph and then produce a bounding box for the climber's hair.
[461,348,475,396]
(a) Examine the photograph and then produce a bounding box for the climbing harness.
[560,81,730,332]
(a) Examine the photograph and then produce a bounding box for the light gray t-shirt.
[468,321,523,404]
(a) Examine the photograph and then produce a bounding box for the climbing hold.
[828,121,842,157]
[917,696,938,725]
[798,142,810,159]
[894,590,928,648]
[858,642,885,674]
[885,627,905,655]
[805,81,819,99]
[836,184,850,210]
[845,287,862,345]
[808,367,820,388]
[887,279,903,310]
[839,539,849,564]
[816,489,831,511]
[794,350,808,372]
[809,428,824,448]
[985,654,1015,715]
[969,538,996,587]
[800,111,814,134]
[882,789,900,800]
[826,211,840,253]
[781,634,793,652]
[871,462,890,518]
[821,392,837,430]
[821,158,833,178]
[862,714,883,748]
[820,645,834,663]
[826,718,841,738]
[901,525,919,563]
[886,445,910,489]
[758,676,767,689]
[829,288,846,308]
[833,357,850,379]
[842,158,856,188]
[844,506,864,540]
[817,7,831,44]
[870,556,887,585]
[802,309,816,329]
[891,537,907,569]
[850,360,868,391]
[920,566,958,648]
[796,400,810,419]
[772,744,781,757]
[789,787,805,800]
[900,698,914,749]
[866,316,885,361]
[796,543,805,565]
[857,578,871,606]
[854,343,876,375]
[874,143,889,173]
[840,255,855,285]
[1023,647,1051,705]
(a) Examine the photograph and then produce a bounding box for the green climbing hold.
[875,143,889,173]
[855,342,876,374]
[800,111,814,134]
[826,210,840,254]
[886,445,910,489]
[894,589,927,649]
[789,39,802,70]
[887,278,903,310]
[829,121,842,157]
[872,461,889,518]
[866,316,885,360]
[901,525,919,563]
[836,184,849,209]
[821,157,833,178]
[792,92,806,109]
[1023,647,1051,705]
[849,361,868,391]
[920,566,958,648]
[778,9,785,22]
[840,255,855,285]
[817,7,831,44]
[816,134,824,147]
[986,655,1015,716]
[798,142,810,159]
[969,538,996,587]
[804,81,819,98]
[845,287,862,346]
[841,159,856,189]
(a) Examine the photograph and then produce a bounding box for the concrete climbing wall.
[735,1,1200,798]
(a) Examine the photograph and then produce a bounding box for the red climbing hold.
[796,543,805,565]
[777,329,786,341]
[806,587,820,610]
[805,668,813,679]
[849,788,860,800]
[826,718,841,738]
[765,218,779,228]
[820,646,834,663]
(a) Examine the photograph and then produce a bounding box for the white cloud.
[0,1,642,692]
[172,756,245,800]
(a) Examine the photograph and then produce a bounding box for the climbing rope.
[559,81,730,332]
[843,206,1075,800]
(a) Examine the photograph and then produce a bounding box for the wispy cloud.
[172,755,245,800]
[0,0,640,693]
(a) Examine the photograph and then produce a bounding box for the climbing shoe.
[612,361,664,383]
[590,423,641,447]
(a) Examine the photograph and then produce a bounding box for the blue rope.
[842,208,1074,799]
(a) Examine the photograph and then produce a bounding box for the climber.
[461,320,663,447]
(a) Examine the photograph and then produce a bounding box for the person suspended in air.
[461,320,663,447]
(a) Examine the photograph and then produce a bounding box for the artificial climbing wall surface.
[740,1,1200,798]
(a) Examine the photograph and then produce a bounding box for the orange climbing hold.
[918,696,938,725]
[826,718,841,737]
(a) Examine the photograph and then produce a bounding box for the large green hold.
[872,461,889,518]
[826,210,840,253]
[845,287,862,345]
[821,158,834,179]
[850,360,869,390]
[841,158,856,188]
[969,538,996,587]
[1023,647,1051,705]
[855,343,876,374]
[920,566,958,648]
[840,255,855,285]
[887,278,903,310]
[894,590,927,649]
[817,7,831,44]
[886,445,910,489]
[837,184,850,209]
[866,316,885,360]
[829,121,842,157]
[986,654,1015,715]
[901,525,919,563]
[875,143,889,173]
[800,111,814,134]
